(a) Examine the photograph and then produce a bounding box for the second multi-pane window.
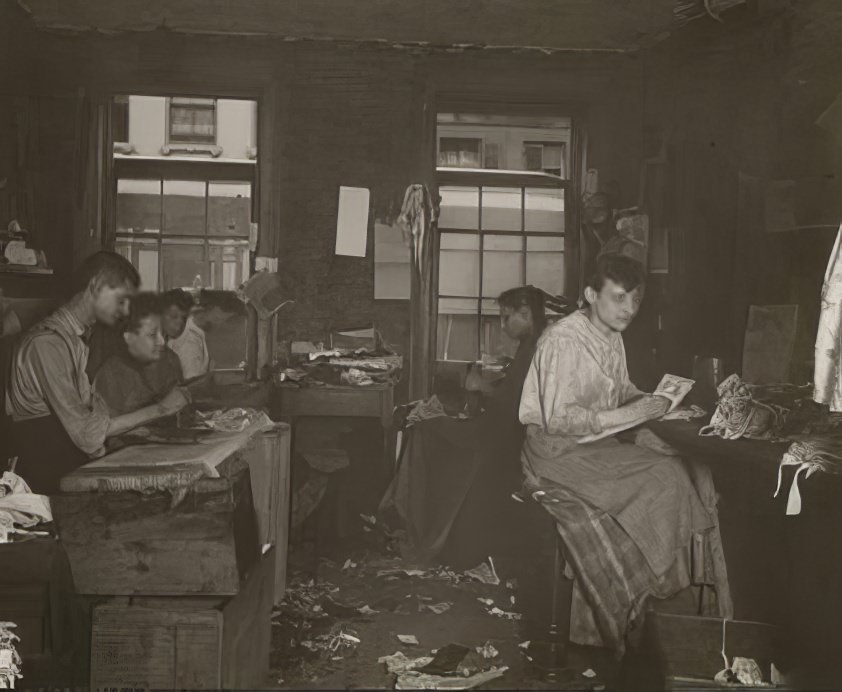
[437,179,567,362]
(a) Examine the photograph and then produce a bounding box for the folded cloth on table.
[0,471,52,528]
[406,395,449,426]
[774,438,842,515]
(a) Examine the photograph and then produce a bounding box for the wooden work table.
[53,418,290,598]
[647,420,842,673]
[49,418,291,690]
[273,381,395,474]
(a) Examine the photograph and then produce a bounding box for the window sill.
[160,144,223,158]
[0,263,54,275]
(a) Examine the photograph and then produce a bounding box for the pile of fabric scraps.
[0,622,22,688]
[406,395,449,426]
[779,396,842,438]
[699,374,789,441]
[380,643,508,690]
[0,471,52,543]
[774,438,842,515]
[182,407,271,433]
[278,347,403,388]
[714,656,773,687]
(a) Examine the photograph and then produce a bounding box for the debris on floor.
[476,641,499,659]
[464,558,501,586]
[271,532,610,690]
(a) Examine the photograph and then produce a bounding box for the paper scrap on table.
[421,602,452,615]
[397,634,420,645]
[653,374,695,412]
[335,186,370,257]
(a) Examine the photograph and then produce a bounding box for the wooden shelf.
[0,263,54,275]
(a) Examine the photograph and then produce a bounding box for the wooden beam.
[19,0,676,52]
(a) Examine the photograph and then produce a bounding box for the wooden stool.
[512,488,573,682]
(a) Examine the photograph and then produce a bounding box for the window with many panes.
[436,113,572,362]
[114,168,253,293]
[437,170,568,362]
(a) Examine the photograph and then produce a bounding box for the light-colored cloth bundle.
[774,438,842,515]
[699,374,787,440]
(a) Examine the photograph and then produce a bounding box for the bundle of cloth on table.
[278,348,402,387]
[0,470,53,543]
[694,373,842,516]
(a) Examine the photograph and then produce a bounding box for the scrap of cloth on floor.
[519,311,732,652]
[380,336,537,565]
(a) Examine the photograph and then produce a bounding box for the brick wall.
[275,44,422,358]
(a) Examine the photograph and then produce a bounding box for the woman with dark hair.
[381,285,551,566]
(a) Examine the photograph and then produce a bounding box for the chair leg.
[549,535,563,642]
[547,534,568,669]
[531,530,570,680]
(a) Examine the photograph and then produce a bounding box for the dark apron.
[8,414,89,495]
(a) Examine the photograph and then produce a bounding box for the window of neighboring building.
[523,141,566,177]
[437,137,483,168]
[436,170,568,362]
[168,97,217,144]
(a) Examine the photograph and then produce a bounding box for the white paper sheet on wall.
[335,186,370,257]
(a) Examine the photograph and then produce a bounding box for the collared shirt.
[5,306,110,457]
[167,316,209,380]
[518,310,643,436]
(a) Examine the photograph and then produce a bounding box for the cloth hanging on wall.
[814,223,842,411]
[400,184,438,400]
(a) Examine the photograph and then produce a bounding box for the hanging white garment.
[814,223,842,411]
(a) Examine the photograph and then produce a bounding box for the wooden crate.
[90,548,275,691]
[243,423,292,603]
[52,462,260,596]
[646,612,782,684]
[0,538,90,689]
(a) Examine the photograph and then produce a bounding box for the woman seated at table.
[94,293,185,416]
[380,285,554,567]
